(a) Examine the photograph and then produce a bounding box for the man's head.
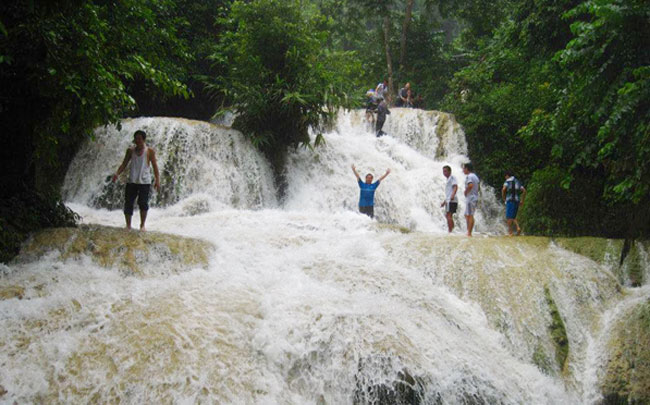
[463,162,473,174]
[442,165,451,178]
[405,82,411,89]
[134,130,147,146]
[365,173,374,184]
[504,171,512,179]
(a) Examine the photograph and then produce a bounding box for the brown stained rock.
[17,224,213,277]
[0,285,24,300]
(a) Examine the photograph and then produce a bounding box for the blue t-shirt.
[358,179,380,207]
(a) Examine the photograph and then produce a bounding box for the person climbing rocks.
[463,162,479,237]
[352,164,390,218]
[365,88,378,128]
[375,79,389,101]
[376,97,390,137]
[440,165,459,233]
[112,130,160,231]
[502,171,527,236]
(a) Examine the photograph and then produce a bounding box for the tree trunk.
[399,0,415,71]
[382,15,395,102]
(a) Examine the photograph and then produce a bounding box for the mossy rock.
[554,237,622,268]
[555,237,650,286]
[17,224,213,276]
[600,298,650,404]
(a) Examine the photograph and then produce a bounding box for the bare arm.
[351,164,360,181]
[465,182,474,197]
[520,187,526,205]
[149,148,161,191]
[112,148,132,182]
[377,168,391,182]
[441,184,458,207]
[502,185,507,201]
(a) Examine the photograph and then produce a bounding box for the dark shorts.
[124,183,151,215]
[359,206,374,218]
[376,118,386,132]
[506,201,519,219]
[446,202,458,214]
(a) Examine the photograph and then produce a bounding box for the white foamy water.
[0,110,643,403]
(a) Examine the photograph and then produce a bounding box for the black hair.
[463,162,473,172]
[505,170,512,177]
[134,130,147,141]
[443,165,451,172]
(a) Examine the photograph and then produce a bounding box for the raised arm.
[149,148,161,191]
[351,164,360,181]
[112,148,132,182]
[378,168,391,182]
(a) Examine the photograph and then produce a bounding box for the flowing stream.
[1,109,648,403]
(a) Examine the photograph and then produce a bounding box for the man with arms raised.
[112,130,161,231]
[463,163,479,237]
[352,164,390,219]
[440,165,458,233]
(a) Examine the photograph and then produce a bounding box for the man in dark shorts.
[112,130,161,230]
[502,171,526,236]
[351,164,391,218]
[440,165,459,233]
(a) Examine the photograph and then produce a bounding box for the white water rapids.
[1,109,648,403]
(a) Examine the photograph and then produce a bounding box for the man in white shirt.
[112,130,161,231]
[463,162,480,237]
[440,165,458,233]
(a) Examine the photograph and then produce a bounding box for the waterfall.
[62,117,278,213]
[1,110,646,403]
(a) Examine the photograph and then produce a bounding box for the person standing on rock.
[376,97,391,137]
[440,165,459,233]
[112,130,160,231]
[352,164,390,218]
[463,162,479,237]
[502,171,526,236]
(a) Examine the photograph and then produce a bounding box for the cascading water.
[1,109,647,403]
[62,117,278,213]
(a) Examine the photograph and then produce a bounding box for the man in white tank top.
[112,130,160,230]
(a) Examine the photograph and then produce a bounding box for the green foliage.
[553,0,650,205]
[208,0,361,175]
[443,0,650,237]
[0,0,191,195]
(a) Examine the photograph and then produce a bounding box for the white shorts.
[465,200,477,216]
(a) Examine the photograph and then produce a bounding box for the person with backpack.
[501,171,527,236]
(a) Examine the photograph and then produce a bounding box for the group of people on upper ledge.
[365,80,423,137]
[352,162,527,237]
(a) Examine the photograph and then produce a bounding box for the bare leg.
[140,210,148,231]
[446,212,454,233]
[465,215,474,237]
[506,219,514,236]
[514,219,521,235]
[125,214,132,230]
